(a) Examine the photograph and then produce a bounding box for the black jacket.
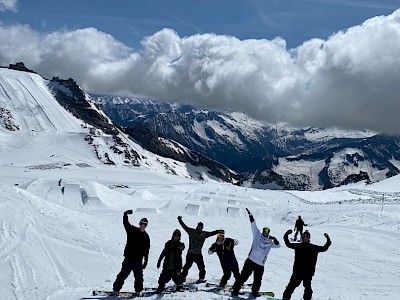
[295,218,306,231]
[179,218,219,255]
[158,239,185,271]
[209,238,238,269]
[284,233,331,276]
[123,214,150,260]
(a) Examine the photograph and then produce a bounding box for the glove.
[177,216,182,220]
[324,233,330,239]
[156,260,161,269]
[245,208,251,215]
[142,258,148,269]
[124,209,133,215]
[285,229,293,235]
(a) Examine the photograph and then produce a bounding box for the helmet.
[262,226,270,235]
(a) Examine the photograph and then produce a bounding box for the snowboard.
[205,282,253,288]
[92,290,140,297]
[92,285,196,297]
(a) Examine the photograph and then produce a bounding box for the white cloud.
[1,9,400,135]
[0,0,17,11]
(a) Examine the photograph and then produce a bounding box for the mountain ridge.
[94,95,400,190]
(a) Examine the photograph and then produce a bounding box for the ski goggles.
[139,221,148,226]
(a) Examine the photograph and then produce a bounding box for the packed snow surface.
[0,164,399,300]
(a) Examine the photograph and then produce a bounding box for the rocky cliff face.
[94,96,400,190]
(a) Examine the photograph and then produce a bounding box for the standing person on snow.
[231,208,280,297]
[208,232,240,289]
[282,230,331,300]
[177,216,223,283]
[112,210,150,296]
[156,229,185,293]
[293,216,307,242]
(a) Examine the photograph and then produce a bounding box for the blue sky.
[1,0,400,134]
[1,0,397,49]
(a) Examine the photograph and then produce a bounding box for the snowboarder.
[156,229,186,293]
[112,210,150,296]
[177,216,224,282]
[282,230,331,300]
[231,208,280,297]
[208,232,240,289]
[293,216,307,242]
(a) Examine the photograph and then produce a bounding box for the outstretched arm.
[246,208,255,223]
[284,229,296,249]
[207,229,224,238]
[123,209,133,231]
[177,216,190,233]
[319,233,332,252]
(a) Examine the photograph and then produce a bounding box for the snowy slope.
[0,162,399,300]
[0,68,230,181]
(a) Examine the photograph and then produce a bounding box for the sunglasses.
[139,222,148,226]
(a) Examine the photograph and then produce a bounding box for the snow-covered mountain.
[0,65,237,184]
[0,64,399,300]
[94,96,400,190]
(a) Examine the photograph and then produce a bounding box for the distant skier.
[177,216,223,282]
[112,210,150,296]
[231,208,280,297]
[208,232,240,289]
[293,216,307,242]
[156,229,185,293]
[282,230,331,300]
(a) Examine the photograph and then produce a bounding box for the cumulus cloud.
[0,0,17,11]
[1,9,400,134]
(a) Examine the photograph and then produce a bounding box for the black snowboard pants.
[293,229,303,241]
[181,252,206,279]
[220,261,240,286]
[113,258,143,293]
[232,258,264,295]
[158,269,184,289]
[282,273,313,300]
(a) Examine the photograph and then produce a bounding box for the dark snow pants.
[220,263,240,286]
[282,273,313,300]
[113,258,143,292]
[232,258,264,295]
[293,229,303,241]
[181,252,206,279]
[158,269,184,289]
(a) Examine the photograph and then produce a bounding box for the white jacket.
[247,220,280,266]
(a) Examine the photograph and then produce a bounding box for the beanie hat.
[173,229,181,237]
[197,222,204,228]
[140,218,148,225]
[302,230,310,238]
